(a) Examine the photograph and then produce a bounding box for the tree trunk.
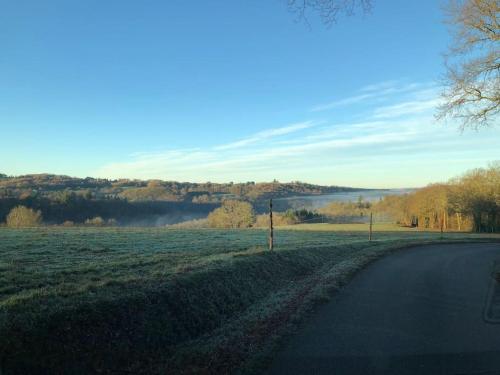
[473,212,482,233]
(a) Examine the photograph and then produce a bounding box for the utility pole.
[269,199,274,251]
[369,212,373,242]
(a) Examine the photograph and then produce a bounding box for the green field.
[0,224,473,307]
[1,226,499,373]
[281,222,417,231]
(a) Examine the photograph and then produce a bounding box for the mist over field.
[121,212,208,227]
[274,188,413,210]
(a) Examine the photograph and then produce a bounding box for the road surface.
[266,242,500,375]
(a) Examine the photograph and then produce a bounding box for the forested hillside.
[0,174,356,201]
[0,174,358,225]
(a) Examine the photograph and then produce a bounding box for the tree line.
[0,174,359,203]
[319,163,500,233]
[0,174,360,225]
[2,164,498,231]
[374,163,500,232]
[219,163,499,233]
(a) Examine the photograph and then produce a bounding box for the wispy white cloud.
[214,121,316,150]
[373,98,442,119]
[96,118,421,182]
[311,93,376,112]
[359,80,402,92]
[95,79,499,187]
[311,81,436,112]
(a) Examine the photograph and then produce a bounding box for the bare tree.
[287,0,372,26]
[438,0,499,129]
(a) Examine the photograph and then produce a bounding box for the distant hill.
[0,173,364,225]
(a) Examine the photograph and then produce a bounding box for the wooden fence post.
[440,211,444,239]
[269,199,274,251]
[369,212,373,242]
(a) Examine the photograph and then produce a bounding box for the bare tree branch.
[438,0,500,129]
[286,0,372,26]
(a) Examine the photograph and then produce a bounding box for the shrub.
[62,220,75,227]
[255,209,324,228]
[6,206,43,228]
[207,200,255,228]
[254,211,298,227]
[85,216,105,226]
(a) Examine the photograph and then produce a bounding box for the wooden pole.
[440,211,444,239]
[269,199,274,251]
[369,212,373,242]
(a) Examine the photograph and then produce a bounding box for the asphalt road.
[266,242,500,375]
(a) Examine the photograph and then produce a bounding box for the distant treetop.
[0,174,358,203]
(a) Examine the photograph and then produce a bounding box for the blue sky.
[1,0,498,188]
